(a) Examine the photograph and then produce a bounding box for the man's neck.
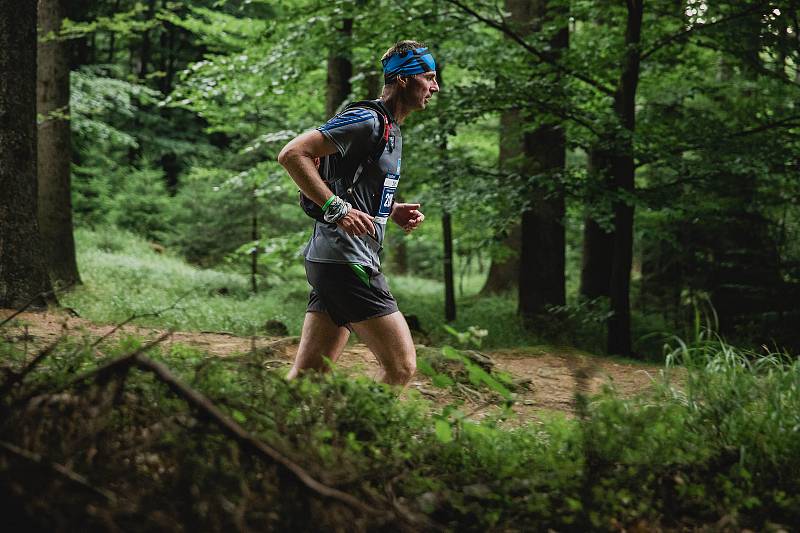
[379,92,412,125]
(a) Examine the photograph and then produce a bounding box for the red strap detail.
[383,116,391,141]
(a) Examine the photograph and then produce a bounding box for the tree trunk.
[579,147,614,299]
[250,188,258,294]
[37,0,81,287]
[64,0,91,68]
[158,0,177,95]
[138,0,157,79]
[364,70,381,100]
[0,1,55,308]
[439,66,456,321]
[393,233,408,274]
[606,0,643,357]
[480,111,522,295]
[326,18,353,116]
[480,224,520,295]
[518,0,568,319]
[443,211,456,321]
[519,122,567,316]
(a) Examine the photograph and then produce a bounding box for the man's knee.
[389,352,416,384]
[399,359,417,381]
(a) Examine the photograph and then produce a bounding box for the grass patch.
[63,228,310,335]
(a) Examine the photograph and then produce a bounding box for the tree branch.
[130,354,387,518]
[640,2,770,61]
[443,0,615,96]
[0,440,118,503]
[636,114,800,167]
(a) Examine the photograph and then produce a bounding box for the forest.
[1,0,799,530]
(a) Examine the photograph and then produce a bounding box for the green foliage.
[109,168,173,241]
[3,319,800,530]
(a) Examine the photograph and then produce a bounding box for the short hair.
[381,40,427,62]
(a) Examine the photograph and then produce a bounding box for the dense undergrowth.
[1,317,798,531]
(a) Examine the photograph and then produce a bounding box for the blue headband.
[382,47,436,83]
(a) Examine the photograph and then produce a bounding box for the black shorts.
[305,260,399,327]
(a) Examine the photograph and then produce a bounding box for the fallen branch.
[0,440,117,503]
[385,479,443,531]
[130,353,385,519]
[63,331,173,391]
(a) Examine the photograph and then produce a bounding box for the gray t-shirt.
[303,103,403,271]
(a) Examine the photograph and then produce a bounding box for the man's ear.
[397,76,408,88]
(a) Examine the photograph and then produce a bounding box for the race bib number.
[374,174,399,224]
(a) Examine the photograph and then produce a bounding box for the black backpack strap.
[341,99,392,195]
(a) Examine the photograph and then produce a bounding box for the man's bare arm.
[277,130,338,207]
[277,130,375,237]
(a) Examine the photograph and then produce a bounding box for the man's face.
[404,71,439,110]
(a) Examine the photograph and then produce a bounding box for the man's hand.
[337,208,377,237]
[391,203,425,233]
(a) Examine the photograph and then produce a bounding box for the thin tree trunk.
[251,188,258,294]
[158,0,176,95]
[37,0,81,287]
[138,0,157,79]
[439,66,456,321]
[326,18,353,116]
[393,233,408,274]
[105,0,122,63]
[607,0,643,357]
[518,0,568,319]
[443,211,456,321]
[0,1,55,308]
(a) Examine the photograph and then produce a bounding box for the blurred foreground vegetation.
[2,313,798,530]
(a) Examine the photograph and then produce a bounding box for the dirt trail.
[1,309,678,421]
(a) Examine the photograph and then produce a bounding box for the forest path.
[1,309,680,421]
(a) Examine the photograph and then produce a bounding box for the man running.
[277,41,439,386]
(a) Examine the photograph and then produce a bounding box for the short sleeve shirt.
[302,103,403,271]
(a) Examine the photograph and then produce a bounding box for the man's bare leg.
[286,311,350,380]
[350,311,416,387]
